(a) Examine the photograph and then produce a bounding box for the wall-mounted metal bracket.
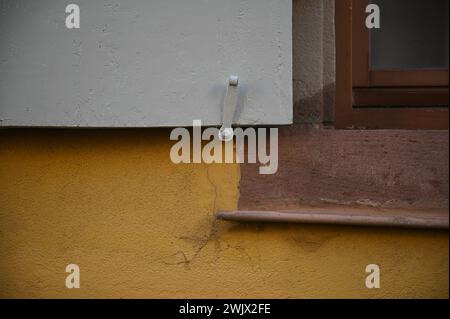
[218,75,239,142]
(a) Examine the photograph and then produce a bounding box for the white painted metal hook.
[219,75,239,142]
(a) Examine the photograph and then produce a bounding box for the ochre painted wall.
[0,130,448,298]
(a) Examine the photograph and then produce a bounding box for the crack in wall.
[161,165,221,268]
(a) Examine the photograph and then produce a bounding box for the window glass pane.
[371,0,449,70]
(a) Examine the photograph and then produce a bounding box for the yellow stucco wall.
[0,130,448,298]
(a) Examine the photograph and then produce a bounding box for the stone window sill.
[217,207,449,230]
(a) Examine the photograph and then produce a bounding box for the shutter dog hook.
[218,75,239,142]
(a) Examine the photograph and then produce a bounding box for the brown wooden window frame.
[336,0,449,130]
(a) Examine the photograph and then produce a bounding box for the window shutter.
[0,0,292,127]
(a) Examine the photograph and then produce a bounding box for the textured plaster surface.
[0,0,448,299]
[0,130,448,298]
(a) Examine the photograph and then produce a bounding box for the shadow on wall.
[293,82,336,125]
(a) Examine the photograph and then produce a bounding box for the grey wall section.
[292,0,335,124]
[0,0,292,127]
